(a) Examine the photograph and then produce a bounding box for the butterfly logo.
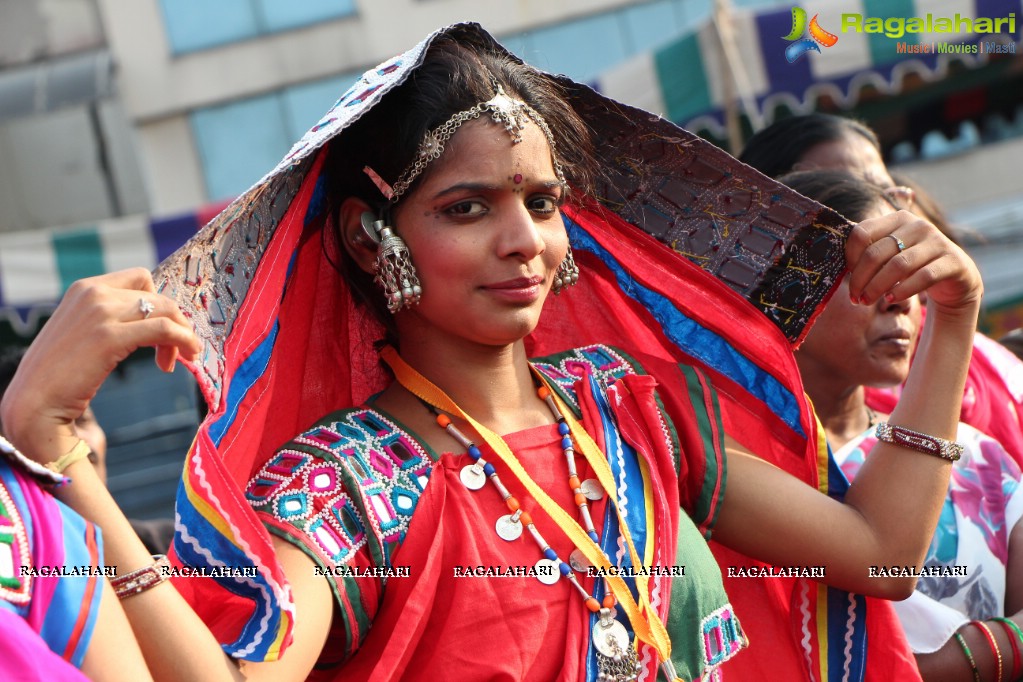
[783,7,838,62]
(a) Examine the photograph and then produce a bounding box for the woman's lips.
[874,329,913,350]
[483,276,544,302]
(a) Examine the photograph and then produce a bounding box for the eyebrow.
[431,179,563,199]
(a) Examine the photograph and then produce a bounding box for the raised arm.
[713,210,983,598]
[0,269,332,682]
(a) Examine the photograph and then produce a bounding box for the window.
[159,0,356,54]
[190,74,358,201]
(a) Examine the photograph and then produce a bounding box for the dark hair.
[777,169,893,223]
[889,171,962,246]
[739,113,880,179]
[322,32,596,346]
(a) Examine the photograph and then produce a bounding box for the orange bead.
[537,386,550,399]
[585,597,601,613]
[506,497,520,512]
[568,476,581,490]
[574,493,587,507]
[436,414,451,428]
[602,594,616,608]
[519,511,532,526]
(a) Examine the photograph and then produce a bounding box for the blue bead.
[544,548,558,562]
[561,437,573,450]
[588,531,599,543]
[483,462,496,477]
[558,422,570,436]
[559,562,572,576]
[468,445,482,460]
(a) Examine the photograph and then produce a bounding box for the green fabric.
[655,32,712,124]
[53,228,103,292]
[665,512,739,679]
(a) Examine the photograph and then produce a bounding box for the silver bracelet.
[110,555,170,599]
[875,422,963,462]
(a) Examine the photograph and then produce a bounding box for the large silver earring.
[362,211,422,313]
[552,244,579,295]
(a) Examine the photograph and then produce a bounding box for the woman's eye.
[446,200,487,217]
[528,196,558,214]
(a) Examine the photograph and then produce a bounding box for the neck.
[385,337,550,435]
[800,373,873,452]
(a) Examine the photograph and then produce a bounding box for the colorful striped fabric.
[593,0,1022,135]
[0,201,228,335]
[0,442,103,675]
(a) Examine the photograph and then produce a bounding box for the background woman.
[783,169,1023,682]
[740,112,1023,468]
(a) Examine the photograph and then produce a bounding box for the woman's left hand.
[0,268,201,464]
[845,209,983,319]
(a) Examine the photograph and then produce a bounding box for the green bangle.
[992,616,1023,644]
[954,631,981,682]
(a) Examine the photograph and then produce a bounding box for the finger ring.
[139,298,155,319]
[886,234,906,253]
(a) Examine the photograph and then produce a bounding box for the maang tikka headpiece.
[364,77,567,203]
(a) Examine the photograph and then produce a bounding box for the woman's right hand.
[845,209,983,320]
[0,268,201,463]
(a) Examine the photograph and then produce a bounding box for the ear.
[339,197,379,274]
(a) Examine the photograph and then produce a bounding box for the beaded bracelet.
[110,555,170,599]
[955,631,982,682]
[875,422,963,461]
[974,620,1004,682]
[43,440,91,474]
[992,617,1023,680]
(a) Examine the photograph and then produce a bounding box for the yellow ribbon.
[380,346,674,668]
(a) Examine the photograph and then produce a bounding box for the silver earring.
[552,244,579,295]
[362,212,421,313]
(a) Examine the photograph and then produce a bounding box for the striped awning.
[593,0,1022,137]
[0,201,228,336]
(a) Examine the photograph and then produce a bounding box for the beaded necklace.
[426,384,641,681]
[380,345,680,682]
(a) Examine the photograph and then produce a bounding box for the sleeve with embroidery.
[244,408,433,663]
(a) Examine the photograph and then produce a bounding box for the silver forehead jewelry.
[385,81,567,203]
[552,244,580,295]
[138,298,155,319]
[361,212,422,313]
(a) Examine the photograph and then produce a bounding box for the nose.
[498,203,545,260]
[878,292,916,315]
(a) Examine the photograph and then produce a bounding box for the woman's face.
[390,117,567,350]
[796,202,922,391]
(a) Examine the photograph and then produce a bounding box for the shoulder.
[245,406,436,563]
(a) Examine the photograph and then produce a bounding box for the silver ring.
[139,298,155,319]
[886,234,906,253]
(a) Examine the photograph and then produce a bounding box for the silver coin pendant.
[569,549,592,573]
[592,617,631,658]
[495,514,523,541]
[580,478,605,501]
[459,464,486,490]
[535,558,560,585]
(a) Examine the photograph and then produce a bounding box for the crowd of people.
[1,21,1021,682]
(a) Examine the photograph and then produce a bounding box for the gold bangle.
[110,555,170,599]
[43,440,91,474]
[974,620,1004,682]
